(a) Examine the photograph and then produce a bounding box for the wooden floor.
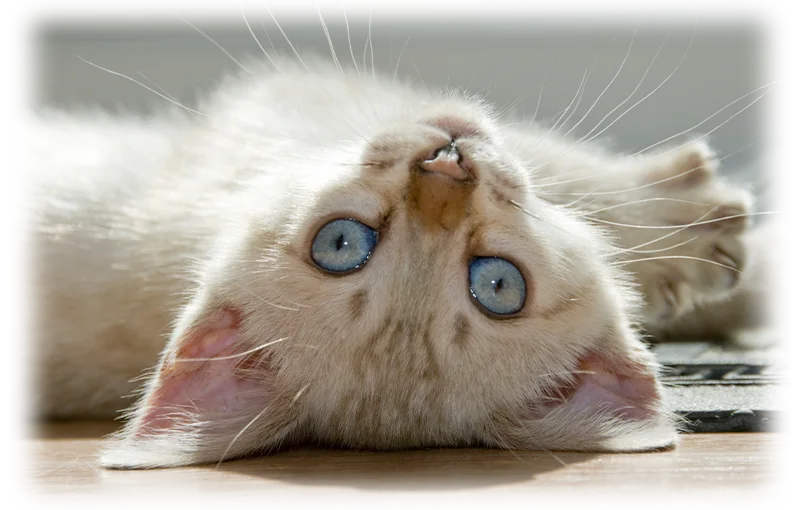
[27,421,778,495]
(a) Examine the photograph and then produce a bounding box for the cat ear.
[508,346,677,452]
[99,303,293,469]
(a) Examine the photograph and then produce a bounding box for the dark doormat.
[652,342,780,433]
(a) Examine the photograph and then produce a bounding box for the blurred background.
[34,11,770,206]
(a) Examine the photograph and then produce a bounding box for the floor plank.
[27,421,777,494]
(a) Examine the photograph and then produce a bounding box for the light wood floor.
[26,421,780,495]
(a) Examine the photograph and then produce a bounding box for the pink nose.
[420,144,469,181]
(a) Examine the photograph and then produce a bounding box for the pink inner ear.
[133,308,264,437]
[539,352,660,421]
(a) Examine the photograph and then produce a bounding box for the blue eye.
[311,218,378,273]
[469,257,526,316]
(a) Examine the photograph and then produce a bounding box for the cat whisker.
[577,26,693,147]
[554,70,592,134]
[215,405,271,469]
[179,15,253,75]
[549,69,588,133]
[508,199,596,240]
[369,8,376,80]
[175,337,289,363]
[317,5,344,76]
[267,6,309,71]
[135,72,179,103]
[228,280,303,312]
[259,20,279,58]
[509,443,569,469]
[623,235,701,255]
[577,197,712,217]
[290,384,311,406]
[633,82,776,157]
[526,82,764,188]
[342,5,360,76]
[393,36,411,85]
[556,19,640,138]
[533,370,597,379]
[240,7,281,72]
[612,255,741,272]
[535,143,751,193]
[512,42,557,157]
[411,61,430,98]
[495,90,531,120]
[76,56,206,116]
[586,210,774,230]
[609,207,718,253]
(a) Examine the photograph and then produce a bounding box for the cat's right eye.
[311,218,378,273]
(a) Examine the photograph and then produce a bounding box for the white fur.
[32,56,757,468]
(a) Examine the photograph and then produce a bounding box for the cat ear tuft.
[99,304,293,469]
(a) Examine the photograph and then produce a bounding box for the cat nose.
[420,143,470,181]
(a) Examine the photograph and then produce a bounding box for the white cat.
[32,53,764,469]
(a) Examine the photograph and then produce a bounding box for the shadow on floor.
[34,420,598,490]
[215,446,598,490]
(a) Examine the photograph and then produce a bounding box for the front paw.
[599,141,754,327]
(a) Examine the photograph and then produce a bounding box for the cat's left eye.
[311,218,378,273]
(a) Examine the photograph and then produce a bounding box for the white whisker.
[577,197,711,217]
[267,6,309,70]
[76,56,206,116]
[580,26,695,146]
[368,6,375,80]
[558,19,641,138]
[550,69,588,132]
[412,61,430,97]
[290,384,311,406]
[537,143,752,194]
[176,337,289,363]
[586,211,774,230]
[624,235,700,254]
[613,255,740,272]
[215,406,271,469]
[179,15,253,75]
[135,72,179,103]
[259,20,279,55]
[393,36,411,84]
[317,5,344,76]
[634,83,776,157]
[342,5,360,75]
[240,7,281,72]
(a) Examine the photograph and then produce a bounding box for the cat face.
[101,66,676,468]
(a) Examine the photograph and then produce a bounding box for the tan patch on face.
[348,289,368,319]
[407,169,475,231]
[452,313,471,349]
[419,315,441,380]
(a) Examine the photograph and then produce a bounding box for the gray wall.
[35,16,768,199]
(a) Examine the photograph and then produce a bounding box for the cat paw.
[601,141,754,327]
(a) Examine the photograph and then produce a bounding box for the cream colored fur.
[32,56,761,468]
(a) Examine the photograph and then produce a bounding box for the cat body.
[33,56,758,468]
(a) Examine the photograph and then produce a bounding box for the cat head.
[101,59,676,468]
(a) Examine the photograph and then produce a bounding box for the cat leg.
[564,140,758,336]
[662,221,798,348]
[504,127,759,337]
